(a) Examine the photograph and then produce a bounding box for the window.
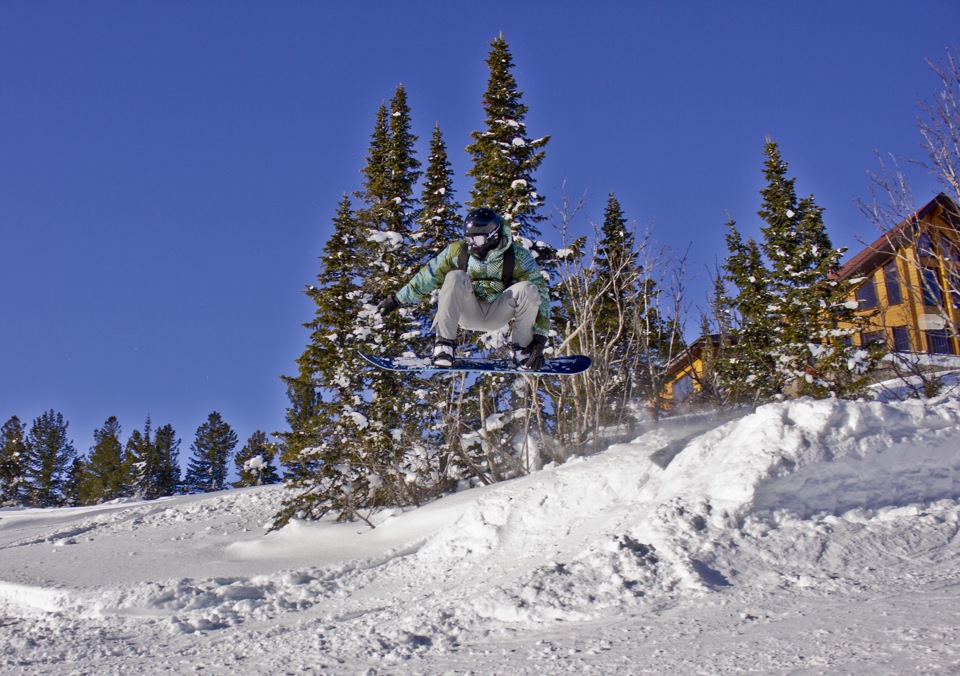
[949,270,960,310]
[945,238,960,262]
[918,231,937,257]
[883,261,902,305]
[673,372,694,402]
[860,331,885,348]
[922,267,944,306]
[925,329,955,355]
[855,278,879,309]
[892,326,911,353]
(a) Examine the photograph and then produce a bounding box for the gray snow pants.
[433,270,541,348]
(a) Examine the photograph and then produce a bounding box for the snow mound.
[2,396,959,673]
[378,396,960,626]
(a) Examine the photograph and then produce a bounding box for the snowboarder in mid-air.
[377,207,550,371]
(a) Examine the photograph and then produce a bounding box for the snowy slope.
[2,395,959,674]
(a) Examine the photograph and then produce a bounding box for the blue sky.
[2,1,958,459]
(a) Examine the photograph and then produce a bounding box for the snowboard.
[359,352,591,376]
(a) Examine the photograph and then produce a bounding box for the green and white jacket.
[395,222,551,337]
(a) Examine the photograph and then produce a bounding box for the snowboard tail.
[359,352,591,376]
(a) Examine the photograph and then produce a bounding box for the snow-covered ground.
[2,394,960,674]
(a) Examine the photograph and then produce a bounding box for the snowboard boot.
[432,338,456,368]
[512,334,547,370]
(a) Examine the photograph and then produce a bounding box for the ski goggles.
[467,230,499,247]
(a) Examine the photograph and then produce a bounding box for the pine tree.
[275,195,370,526]
[23,409,76,507]
[758,139,878,396]
[413,123,474,489]
[234,430,280,487]
[722,217,779,404]
[127,420,180,500]
[63,457,84,507]
[150,424,181,498]
[722,140,879,402]
[355,83,439,512]
[124,417,153,497]
[692,271,739,408]
[0,416,28,506]
[591,194,642,423]
[462,35,557,474]
[184,412,237,493]
[417,123,463,253]
[466,35,550,245]
[77,416,127,505]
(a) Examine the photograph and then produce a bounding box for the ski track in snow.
[1,396,960,674]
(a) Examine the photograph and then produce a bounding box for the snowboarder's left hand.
[519,334,547,371]
[377,296,401,316]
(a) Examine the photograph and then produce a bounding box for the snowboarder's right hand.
[377,296,401,316]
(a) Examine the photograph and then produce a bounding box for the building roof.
[834,193,959,282]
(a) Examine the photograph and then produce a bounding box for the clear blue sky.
[2,1,957,459]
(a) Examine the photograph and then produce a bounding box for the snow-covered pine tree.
[592,194,642,423]
[466,35,550,248]
[234,430,280,487]
[464,36,555,474]
[355,84,442,509]
[0,416,27,506]
[23,409,76,507]
[722,217,779,404]
[149,423,181,498]
[723,141,881,403]
[274,195,370,527]
[276,87,436,527]
[77,416,127,505]
[184,411,237,493]
[411,123,480,488]
[124,424,150,494]
[756,140,879,397]
[416,123,463,252]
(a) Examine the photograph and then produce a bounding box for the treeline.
[0,410,280,508]
[272,36,893,529]
[272,37,693,529]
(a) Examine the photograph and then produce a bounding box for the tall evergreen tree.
[722,140,879,402]
[78,416,127,505]
[63,457,84,507]
[275,195,370,526]
[759,139,878,396]
[128,421,181,500]
[124,417,153,497]
[591,194,642,421]
[355,83,437,512]
[412,123,474,488]
[23,409,76,507]
[0,416,27,506]
[464,35,555,473]
[466,35,550,244]
[416,123,464,253]
[722,217,779,403]
[184,412,237,493]
[280,195,364,472]
[150,424,181,498]
[234,430,280,487]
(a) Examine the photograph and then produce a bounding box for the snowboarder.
[377,207,550,370]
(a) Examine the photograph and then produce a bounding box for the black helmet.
[464,208,502,235]
[464,208,503,259]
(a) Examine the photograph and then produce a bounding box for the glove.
[520,334,547,371]
[377,296,401,316]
